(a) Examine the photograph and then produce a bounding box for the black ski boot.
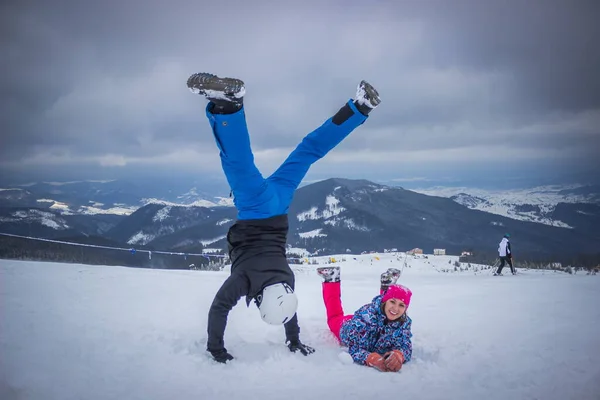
[187,72,245,114]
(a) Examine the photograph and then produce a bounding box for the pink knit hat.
[382,284,412,309]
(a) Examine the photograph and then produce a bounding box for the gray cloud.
[1,0,599,188]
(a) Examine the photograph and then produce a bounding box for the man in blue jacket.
[187,72,381,363]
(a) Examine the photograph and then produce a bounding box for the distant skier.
[187,72,381,363]
[494,233,516,275]
[316,266,412,372]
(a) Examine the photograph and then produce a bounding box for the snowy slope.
[413,184,599,228]
[1,255,599,400]
[0,209,71,230]
[142,197,234,208]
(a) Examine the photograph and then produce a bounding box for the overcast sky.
[1,0,599,190]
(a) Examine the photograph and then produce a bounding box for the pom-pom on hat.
[382,284,412,309]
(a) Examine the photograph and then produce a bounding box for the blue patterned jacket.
[339,294,413,365]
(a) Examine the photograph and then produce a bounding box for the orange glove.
[366,352,388,372]
[383,350,405,372]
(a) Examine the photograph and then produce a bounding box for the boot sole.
[360,80,381,107]
[187,73,245,98]
[316,267,340,282]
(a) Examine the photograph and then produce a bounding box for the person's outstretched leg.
[317,267,352,340]
[188,73,276,220]
[323,281,348,340]
[508,258,516,274]
[267,81,381,212]
[496,257,506,275]
[205,105,278,219]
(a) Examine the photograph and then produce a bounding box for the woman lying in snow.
[316,267,413,372]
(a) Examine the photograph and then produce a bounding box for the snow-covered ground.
[1,253,599,400]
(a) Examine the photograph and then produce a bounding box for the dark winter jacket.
[206,214,300,353]
[339,295,413,365]
[227,214,296,302]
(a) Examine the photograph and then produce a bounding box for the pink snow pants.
[323,282,386,341]
[322,282,352,340]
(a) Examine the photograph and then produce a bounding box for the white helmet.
[255,282,298,325]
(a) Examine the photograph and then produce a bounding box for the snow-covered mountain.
[3,179,598,258]
[0,207,125,239]
[0,180,232,217]
[142,196,233,209]
[0,180,232,242]
[103,203,235,252]
[413,184,600,228]
[0,209,70,230]
[92,178,599,258]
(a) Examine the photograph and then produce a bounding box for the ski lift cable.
[0,232,305,260]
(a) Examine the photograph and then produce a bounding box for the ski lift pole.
[489,258,500,275]
[401,252,409,274]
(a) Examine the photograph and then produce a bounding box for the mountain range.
[1,178,598,260]
[413,185,600,228]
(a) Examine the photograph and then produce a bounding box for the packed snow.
[297,206,319,222]
[143,198,220,208]
[325,195,345,215]
[127,231,155,245]
[153,206,172,222]
[144,190,237,209]
[414,184,599,205]
[213,197,234,207]
[30,198,133,216]
[1,253,599,400]
[297,196,346,222]
[576,210,593,216]
[324,217,370,231]
[33,199,75,215]
[78,204,137,216]
[298,228,327,238]
[200,235,226,246]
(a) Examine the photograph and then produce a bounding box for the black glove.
[210,349,234,364]
[287,340,315,356]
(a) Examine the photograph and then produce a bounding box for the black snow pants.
[496,256,515,274]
